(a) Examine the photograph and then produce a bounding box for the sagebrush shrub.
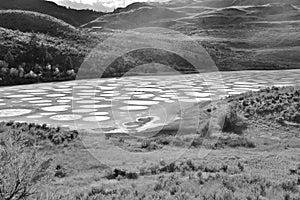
[0,134,53,200]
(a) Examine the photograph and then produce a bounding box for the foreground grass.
[1,87,300,199]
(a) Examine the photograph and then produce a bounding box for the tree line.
[0,33,77,85]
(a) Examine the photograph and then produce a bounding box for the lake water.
[0,69,299,133]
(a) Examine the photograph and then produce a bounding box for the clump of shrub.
[103,168,139,180]
[214,135,256,149]
[220,105,247,134]
[0,121,79,145]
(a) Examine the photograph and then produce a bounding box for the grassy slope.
[174,3,300,71]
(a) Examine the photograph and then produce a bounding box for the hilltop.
[0,0,104,26]
[157,0,300,8]
[84,5,186,29]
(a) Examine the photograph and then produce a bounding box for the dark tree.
[64,56,73,71]
[4,50,15,66]
[44,48,53,64]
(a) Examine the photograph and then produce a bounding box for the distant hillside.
[187,3,300,26]
[232,0,300,6]
[84,5,186,29]
[0,0,104,27]
[112,2,154,13]
[0,10,78,38]
[159,0,300,8]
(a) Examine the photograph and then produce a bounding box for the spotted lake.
[0,70,299,133]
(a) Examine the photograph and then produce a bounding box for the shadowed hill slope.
[0,0,104,26]
[0,10,78,38]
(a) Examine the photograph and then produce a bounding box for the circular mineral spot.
[60,97,82,100]
[29,93,48,95]
[0,109,32,117]
[41,105,70,112]
[50,114,82,121]
[79,89,98,93]
[91,112,109,116]
[97,86,116,90]
[234,82,257,85]
[134,94,155,99]
[21,97,43,101]
[185,92,211,97]
[83,116,110,122]
[6,94,33,98]
[45,94,66,98]
[56,85,71,88]
[119,106,149,111]
[126,88,162,92]
[196,98,212,102]
[73,86,93,89]
[57,100,71,103]
[165,100,175,103]
[126,92,145,95]
[112,96,130,100]
[40,113,56,116]
[21,89,46,93]
[77,93,97,96]
[29,100,52,104]
[35,103,53,107]
[72,109,97,113]
[229,91,244,95]
[26,115,43,119]
[153,97,170,101]
[124,100,159,105]
[100,93,119,97]
[12,101,23,103]
[80,105,112,109]
[160,94,177,98]
[178,99,200,103]
[75,100,100,104]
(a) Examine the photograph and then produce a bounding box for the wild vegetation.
[0,121,79,145]
[0,23,109,85]
[0,33,77,85]
[0,121,79,200]
[228,87,300,126]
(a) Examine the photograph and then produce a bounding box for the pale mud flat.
[0,69,299,133]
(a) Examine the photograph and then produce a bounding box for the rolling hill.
[0,0,300,85]
[0,10,78,38]
[83,5,187,29]
[0,0,104,27]
[157,0,300,8]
